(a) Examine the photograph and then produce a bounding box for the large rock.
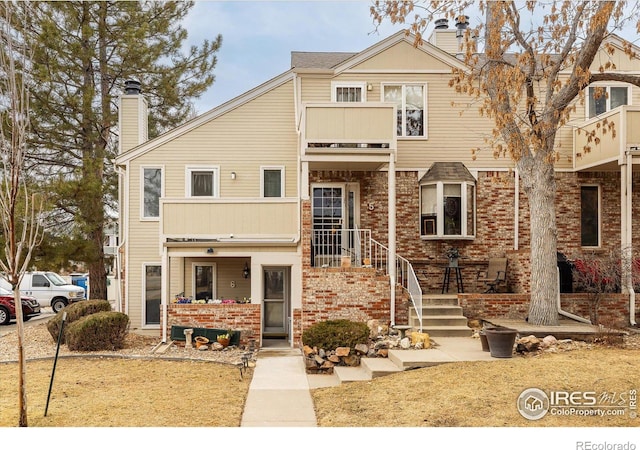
[355,343,369,355]
[314,355,325,365]
[303,345,315,357]
[400,337,411,349]
[367,319,381,338]
[328,355,341,363]
[516,335,541,353]
[342,354,360,367]
[335,347,350,357]
[376,348,389,358]
[410,332,430,348]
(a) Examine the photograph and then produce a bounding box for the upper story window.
[186,166,219,197]
[382,83,426,138]
[581,185,600,247]
[142,166,162,219]
[332,82,366,102]
[261,166,284,198]
[587,85,629,118]
[419,162,476,239]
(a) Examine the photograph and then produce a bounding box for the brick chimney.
[118,79,148,154]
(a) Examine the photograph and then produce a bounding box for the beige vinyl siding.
[628,110,640,143]
[132,80,298,200]
[351,40,454,72]
[119,96,148,153]
[182,257,250,301]
[589,43,640,73]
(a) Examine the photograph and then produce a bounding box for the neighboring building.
[114,23,640,347]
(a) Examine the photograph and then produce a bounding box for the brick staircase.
[409,294,473,337]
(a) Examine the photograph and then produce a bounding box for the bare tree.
[372,1,640,325]
[0,1,43,427]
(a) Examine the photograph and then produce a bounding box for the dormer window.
[419,162,476,239]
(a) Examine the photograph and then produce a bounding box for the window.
[419,162,476,239]
[332,82,366,102]
[261,166,284,198]
[142,167,162,219]
[143,264,161,326]
[32,274,49,288]
[581,186,600,247]
[383,84,426,137]
[588,85,629,118]
[186,166,219,197]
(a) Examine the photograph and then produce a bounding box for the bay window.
[419,162,475,239]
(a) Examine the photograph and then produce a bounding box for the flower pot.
[479,331,490,352]
[217,337,230,348]
[485,327,518,358]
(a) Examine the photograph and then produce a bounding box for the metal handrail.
[371,238,423,332]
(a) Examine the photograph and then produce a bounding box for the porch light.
[231,171,236,180]
[242,263,250,279]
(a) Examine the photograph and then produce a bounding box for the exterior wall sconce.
[207,248,214,254]
[242,263,250,279]
[231,171,236,180]
[367,83,373,91]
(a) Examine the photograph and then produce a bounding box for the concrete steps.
[409,295,473,337]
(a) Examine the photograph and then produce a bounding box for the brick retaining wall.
[167,303,261,347]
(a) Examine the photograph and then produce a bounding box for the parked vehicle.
[0,287,41,325]
[1,272,85,313]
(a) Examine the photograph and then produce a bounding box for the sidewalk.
[241,345,317,427]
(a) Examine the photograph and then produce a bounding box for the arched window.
[419,162,476,239]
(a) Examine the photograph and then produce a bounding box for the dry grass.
[0,357,253,427]
[311,347,640,427]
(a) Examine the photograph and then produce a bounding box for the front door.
[312,184,360,265]
[263,267,290,337]
[193,263,215,301]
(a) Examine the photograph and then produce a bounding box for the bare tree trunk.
[15,289,28,426]
[520,159,560,326]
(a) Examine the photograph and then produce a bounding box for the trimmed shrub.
[65,311,130,351]
[46,300,112,343]
[302,319,370,352]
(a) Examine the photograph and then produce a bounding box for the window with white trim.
[420,182,475,238]
[332,82,366,102]
[581,185,600,247]
[587,85,629,118]
[143,264,161,326]
[383,83,426,137]
[142,166,162,219]
[261,166,284,198]
[186,166,219,197]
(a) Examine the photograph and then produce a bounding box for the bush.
[65,311,130,351]
[46,300,112,343]
[302,319,370,352]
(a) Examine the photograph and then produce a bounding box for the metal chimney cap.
[124,79,141,95]
[434,18,449,29]
[455,15,470,29]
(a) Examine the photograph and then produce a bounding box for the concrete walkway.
[241,345,317,427]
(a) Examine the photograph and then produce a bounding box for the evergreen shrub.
[301,319,370,351]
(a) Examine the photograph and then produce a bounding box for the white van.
[17,272,85,312]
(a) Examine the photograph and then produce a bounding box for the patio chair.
[477,258,508,293]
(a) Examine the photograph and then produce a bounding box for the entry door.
[193,263,215,301]
[312,184,360,262]
[263,267,290,336]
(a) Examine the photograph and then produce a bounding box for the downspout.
[557,267,591,324]
[161,246,169,343]
[623,150,637,326]
[388,154,396,326]
[514,168,519,251]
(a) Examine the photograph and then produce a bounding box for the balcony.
[302,102,397,171]
[160,198,298,242]
[574,105,640,171]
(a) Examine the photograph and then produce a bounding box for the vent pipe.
[434,18,448,30]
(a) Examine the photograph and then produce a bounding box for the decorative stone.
[355,343,369,355]
[211,342,224,351]
[414,341,424,350]
[373,341,388,350]
[304,357,318,369]
[517,335,541,353]
[542,335,558,347]
[320,361,335,369]
[342,354,360,367]
[318,348,326,358]
[328,355,341,363]
[367,319,380,338]
[468,319,482,329]
[376,349,389,357]
[198,345,208,351]
[335,347,350,357]
[400,337,411,349]
[410,332,430,346]
[303,345,315,357]
[314,355,325,365]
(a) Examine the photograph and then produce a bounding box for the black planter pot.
[479,331,490,352]
[485,327,518,358]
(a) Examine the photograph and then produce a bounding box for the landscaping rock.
[335,347,350,357]
[342,354,360,366]
[303,345,315,357]
[400,337,411,349]
[376,348,389,357]
[355,343,369,355]
[328,355,341,363]
[516,335,541,353]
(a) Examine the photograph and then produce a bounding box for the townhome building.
[114,22,640,348]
